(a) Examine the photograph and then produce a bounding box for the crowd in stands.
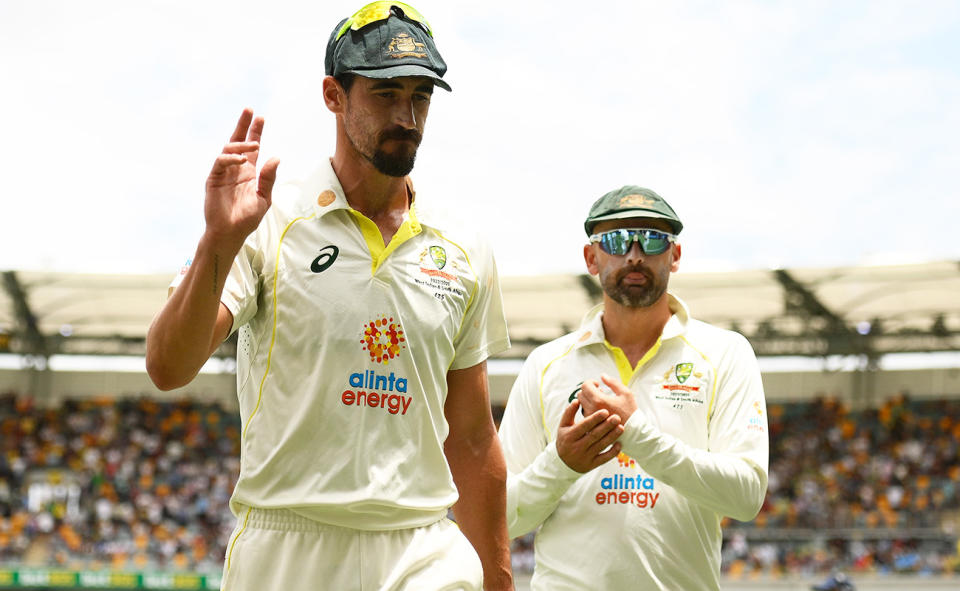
[721,394,960,578]
[0,389,957,579]
[0,392,239,573]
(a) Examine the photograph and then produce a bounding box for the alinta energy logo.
[747,400,767,433]
[360,316,406,365]
[340,316,412,416]
[595,453,661,510]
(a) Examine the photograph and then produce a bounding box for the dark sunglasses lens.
[639,232,670,254]
[600,231,630,255]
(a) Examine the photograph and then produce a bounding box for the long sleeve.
[498,351,582,538]
[620,335,769,521]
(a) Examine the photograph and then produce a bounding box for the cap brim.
[586,210,683,234]
[344,65,452,91]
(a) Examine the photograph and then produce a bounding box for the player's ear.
[584,243,599,275]
[323,76,347,114]
[670,243,681,272]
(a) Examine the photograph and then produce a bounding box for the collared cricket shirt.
[177,160,509,531]
[498,296,768,591]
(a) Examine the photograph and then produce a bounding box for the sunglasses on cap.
[336,1,433,40]
[589,228,677,256]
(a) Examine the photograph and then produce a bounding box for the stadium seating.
[0,392,238,574]
[0,391,956,578]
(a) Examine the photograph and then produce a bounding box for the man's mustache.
[379,127,422,145]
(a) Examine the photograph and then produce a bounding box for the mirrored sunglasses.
[589,228,677,256]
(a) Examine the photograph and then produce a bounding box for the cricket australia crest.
[429,245,447,269]
[387,33,426,58]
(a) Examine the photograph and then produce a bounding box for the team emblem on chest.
[429,245,447,269]
[655,362,708,408]
[412,244,466,301]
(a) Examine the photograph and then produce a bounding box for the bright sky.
[3,0,959,277]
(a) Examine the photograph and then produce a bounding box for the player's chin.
[371,150,417,177]
[616,282,651,296]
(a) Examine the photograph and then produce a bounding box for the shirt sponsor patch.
[360,316,406,365]
[747,400,767,433]
[594,460,660,509]
[343,317,413,415]
[340,369,412,415]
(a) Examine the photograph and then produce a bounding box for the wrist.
[548,441,587,478]
[199,227,246,259]
[620,408,656,457]
[482,566,513,591]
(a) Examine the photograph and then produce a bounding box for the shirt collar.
[303,158,351,216]
[572,293,690,350]
[304,159,438,231]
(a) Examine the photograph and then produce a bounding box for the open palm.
[204,108,280,251]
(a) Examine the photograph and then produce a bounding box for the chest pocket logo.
[310,245,340,273]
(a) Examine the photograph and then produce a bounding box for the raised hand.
[579,374,639,423]
[556,399,624,473]
[204,108,280,252]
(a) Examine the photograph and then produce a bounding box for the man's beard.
[600,263,670,308]
[358,126,423,177]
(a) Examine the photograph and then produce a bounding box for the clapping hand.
[555,399,624,473]
[579,374,638,423]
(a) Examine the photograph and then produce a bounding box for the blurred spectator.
[721,393,960,577]
[0,391,239,573]
[0,390,957,578]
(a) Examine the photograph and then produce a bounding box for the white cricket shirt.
[180,160,509,531]
[498,296,768,590]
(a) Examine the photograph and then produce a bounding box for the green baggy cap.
[325,3,451,91]
[584,185,683,236]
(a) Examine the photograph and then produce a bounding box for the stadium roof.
[2,261,959,360]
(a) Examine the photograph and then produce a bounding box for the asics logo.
[310,245,339,273]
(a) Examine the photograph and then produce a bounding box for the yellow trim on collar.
[603,338,662,385]
[348,206,423,275]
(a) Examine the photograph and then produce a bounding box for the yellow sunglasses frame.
[335,1,433,40]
